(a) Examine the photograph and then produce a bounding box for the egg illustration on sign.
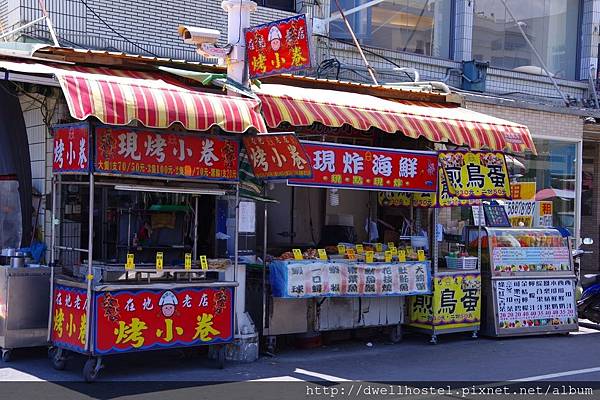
[159,290,178,318]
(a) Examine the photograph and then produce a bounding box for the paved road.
[1,327,599,399]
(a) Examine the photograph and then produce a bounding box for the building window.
[516,138,578,235]
[472,0,580,80]
[257,0,296,12]
[329,0,453,59]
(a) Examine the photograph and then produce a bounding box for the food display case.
[465,227,577,337]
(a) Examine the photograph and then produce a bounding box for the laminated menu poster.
[269,261,431,298]
[494,278,577,330]
[492,246,571,273]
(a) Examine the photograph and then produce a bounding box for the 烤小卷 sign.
[245,14,311,79]
[243,134,311,179]
[94,127,239,181]
[52,123,90,173]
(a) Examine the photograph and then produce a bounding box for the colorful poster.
[50,284,88,352]
[504,200,536,227]
[408,273,481,329]
[242,134,311,179]
[491,246,571,273]
[494,278,577,329]
[377,192,412,207]
[94,286,233,354]
[52,123,90,173]
[94,127,239,181]
[535,201,553,227]
[288,141,438,192]
[436,167,481,207]
[269,261,431,298]
[245,14,311,79]
[511,182,536,200]
[439,151,511,200]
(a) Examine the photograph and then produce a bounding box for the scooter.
[574,238,600,324]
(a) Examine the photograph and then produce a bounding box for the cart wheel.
[216,345,226,369]
[430,335,438,345]
[1,349,12,362]
[51,348,67,370]
[83,358,101,383]
[388,325,403,344]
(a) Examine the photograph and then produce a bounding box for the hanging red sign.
[52,123,90,173]
[245,14,311,79]
[288,141,438,192]
[94,286,234,354]
[94,127,239,181]
[50,284,89,352]
[243,133,312,179]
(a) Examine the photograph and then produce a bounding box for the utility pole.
[221,0,257,90]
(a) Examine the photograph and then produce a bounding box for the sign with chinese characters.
[52,123,90,173]
[408,273,481,330]
[51,284,88,352]
[242,134,311,179]
[511,182,536,200]
[535,201,553,227]
[439,151,511,200]
[483,204,511,227]
[504,200,536,227]
[245,14,311,79]
[269,260,431,298]
[288,141,438,192]
[494,278,577,330]
[94,127,239,181]
[491,246,571,273]
[94,286,233,354]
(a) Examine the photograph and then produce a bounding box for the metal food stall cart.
[48,122,241,381]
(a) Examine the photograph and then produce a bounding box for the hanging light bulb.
[329,188,340,207]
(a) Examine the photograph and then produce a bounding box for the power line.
[77,0,159,57]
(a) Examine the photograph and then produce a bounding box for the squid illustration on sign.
[159,290,178,318]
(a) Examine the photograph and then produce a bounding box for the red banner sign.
[52,124,90,173]
[243,134,311,179]
[51,284,89,352]
[288,141,438,192]
[94,286,233,354]
[245,14,311,79]
[94,127,239,181]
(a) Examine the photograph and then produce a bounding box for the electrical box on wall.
[462,60,489,92]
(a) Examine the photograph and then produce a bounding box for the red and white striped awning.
[0,60,267,133]
[255,84,536,154]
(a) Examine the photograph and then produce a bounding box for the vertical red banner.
[50,284,89,352]
[52,123,90,173]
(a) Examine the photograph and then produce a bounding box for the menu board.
[484,205,511,227]
[269,261,431,298]
[492,247,571,273]
[494,278,577,330]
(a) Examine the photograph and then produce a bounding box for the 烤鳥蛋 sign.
[288,141,438,192]
[245,14,311,79]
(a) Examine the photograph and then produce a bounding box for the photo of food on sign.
[245,14,311,79]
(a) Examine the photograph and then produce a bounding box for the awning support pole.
[262,192,269,334]
[234,185,240,334]
[84,172,95,352]
[193,196,199,262]
[47,175,58,341]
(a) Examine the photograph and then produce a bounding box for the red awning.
[255,84,536,154]
[0,60,267,133]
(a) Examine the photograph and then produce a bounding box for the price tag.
[125,253,135,270]
[318,249,328,260]
[355,244,364,254]
[387,242,395,250]
[390,247,398,256]
[337,244,346,255]
[384,251,392,263]
[406,246,414,253]
[346,248,356,260]
[156,252,163,271]
[417,249,426,261]
[375,243,383,252]
[200,255,208,270]
[398,250,406,262]
[293,249,303,260]
[365,250,374,263]
[184,253,192,270]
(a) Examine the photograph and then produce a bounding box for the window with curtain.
[329,0,453,59]
[472,0,580,80]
